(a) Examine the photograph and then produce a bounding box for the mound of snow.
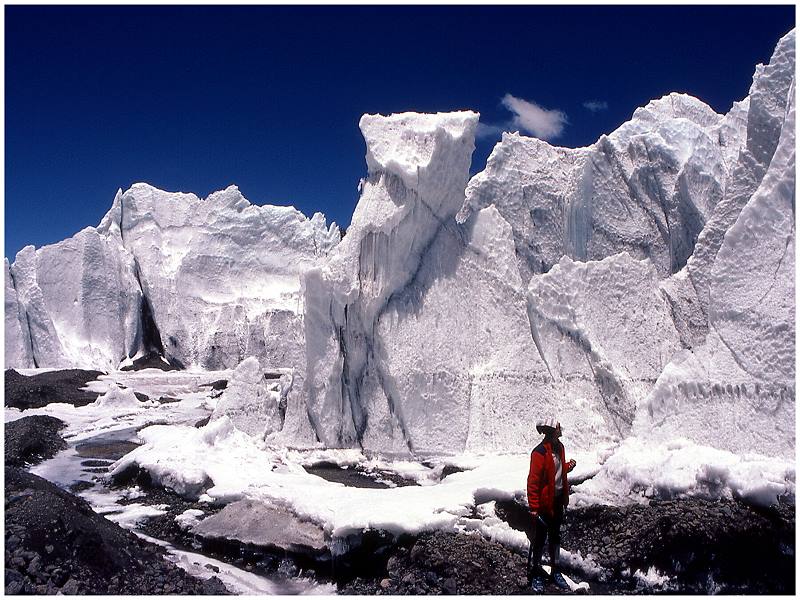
[92,386,146,409]
[572,437,795,508]
[210,357,291,439]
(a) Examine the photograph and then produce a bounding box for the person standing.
[526,417,576,592]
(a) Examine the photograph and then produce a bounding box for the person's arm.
[527,451,543,516]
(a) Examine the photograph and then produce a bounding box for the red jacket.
[527,440,570,516]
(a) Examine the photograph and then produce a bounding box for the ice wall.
[211,357,291,438]
[458,93,736,283]
[683,29,795,334]
[4,258,34,368]
[102,183,338,371]
[636,77,796,459]
[527,253,683,439]
[7,224,142,370]
[303,111,480,450]
[6,184,339,374]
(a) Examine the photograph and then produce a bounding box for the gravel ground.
[5,369,104,409]
[340,530,539,595]
[5,466,229,595]
[561,497,795,593]
[5,415,68,467]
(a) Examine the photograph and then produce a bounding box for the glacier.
[6,184,339,373]
[5,29,795,510]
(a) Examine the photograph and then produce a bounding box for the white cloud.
[501,94,567,140]
[583,100,609,112]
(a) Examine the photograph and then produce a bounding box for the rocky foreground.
[4,413,229,595]
[4,369,796,595]
[339,497,795,595]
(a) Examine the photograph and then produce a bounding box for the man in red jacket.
[527,417,576,591]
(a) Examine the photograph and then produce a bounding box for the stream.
[30,422,335,595]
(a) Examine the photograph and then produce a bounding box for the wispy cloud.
[477,95,568,142]
[583,100,609,113]
[501,94,567,140]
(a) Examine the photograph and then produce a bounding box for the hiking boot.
[551,571,570,591]
[529,574,547,593]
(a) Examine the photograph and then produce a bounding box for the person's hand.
[567,459,577,471]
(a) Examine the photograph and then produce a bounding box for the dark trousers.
[529,496,564,574]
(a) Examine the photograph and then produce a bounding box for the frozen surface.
[6,369,225,442]
[112,416,793,549]
[573,437,795,508]
[139,532,336,595]
[11,365,793,600]
[112,418,589,536]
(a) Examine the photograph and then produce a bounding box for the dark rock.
[120,351,180,372]
[4,369,104,409]
[69,480,96,493]
[440,465,466,479]
[5,568,25,594]
[75,439,141,461]
[80,460,112,468]
[200,379,228,391]
[5,415,67,467]
[60,578,81,594]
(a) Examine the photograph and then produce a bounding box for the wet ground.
[4,418,229,595]
[304,462,419,489]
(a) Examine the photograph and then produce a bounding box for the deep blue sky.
[5,5,794,258]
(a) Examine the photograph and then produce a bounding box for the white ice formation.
[6,30,795,482]
[6,184,339,372]
[211,357,291,439]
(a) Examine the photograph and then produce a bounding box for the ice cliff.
[5,30,794,465]
[5,184,340,372]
